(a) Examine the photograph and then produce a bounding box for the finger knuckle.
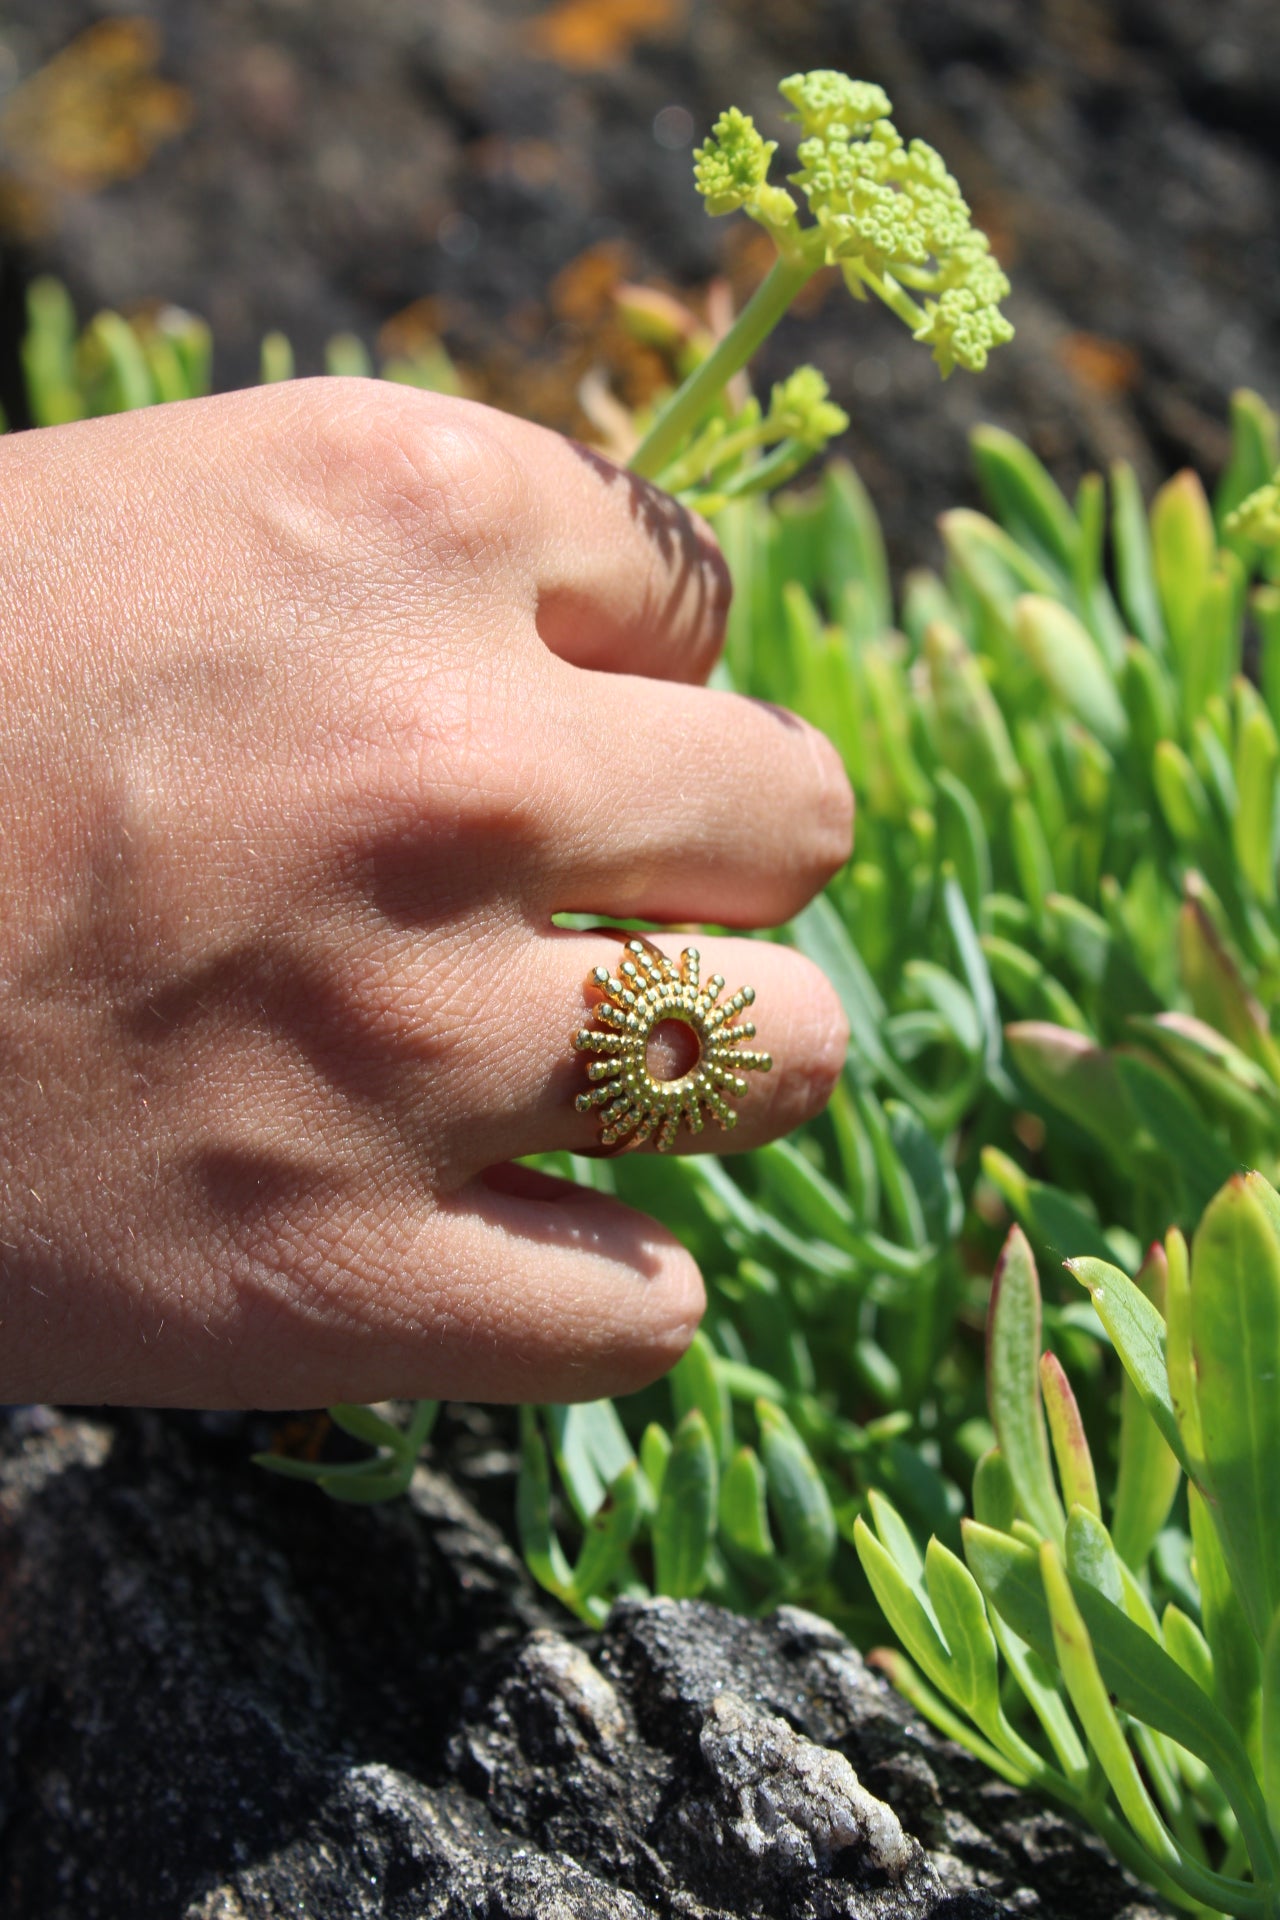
[288,379,525,568]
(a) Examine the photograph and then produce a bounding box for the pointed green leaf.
[260,330,296,383]
[1014,595,1128,750]
[252,1450,388,1485]
[1163,1604,1214,1698]
[640,1422,672,1507]
[1179,877,1280,1083]
[941,508,1061,658]
[1190,1172,1280,1641]
[900,961,982,1059]
[318,1463,415,1504]
[1153,740,1214,849]
[936,769,991,917]
[1152,471,1217,673]
[1258,585,1280,732]
[924,1537,1006,1734]
[867,1486,928,1596]
[517,1410,575,1602]
[1122,640,1177,764]
[1009,797,1055,928]
[923,619,1022,801]
[790,893,886,1080]
[1066,1256,1187,1474]
[669,1331,733,1466]
[545,1399,637,1525]
[1163,1226,1204,1478]
[1110,459,1168,655]
[1041,1542,1182,1878]
[885,1098,963,1243]
[1190,1481,1261,1750]
[820,459,891,634]
[962,1519,1055,1662]
[22,276,84,426]
[1111,1050,1239,1209]
[972,1447,1016,1534]
[864,638,931,811]
[983,938,1091,1032]
[1006,1023,1137,1163]
[1064,1505,1125,1608]
[87,311,155,411]
[986,1226,1063,1543]
[653,1409,718,1600]
[1184,559,1245,722]
[855,1085,927,1249]
[854,1516,955,1698]
[1040,1355,1100,1519]
[944,873,1009,1094]
[1047,893,1159,1018]
[719,1445,776,1580]
[1234,703,1279,905]
[327,1403,407,1450]
[571,1462,643,1605]
[756,1137,860,1247]
[971,423,1079,573]
[758,1399,836,1588]
[1261,1608,1280,1841]
[828,1076,879,1219]
[1130,1012,1280,1133]
[1111,1245,1182,1571]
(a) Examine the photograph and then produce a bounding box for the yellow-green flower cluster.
[783,69,1013,375]
[763,367,849,448]
[692,107,778,218]
[692,70,1013,377]
[1224,469,1280,548]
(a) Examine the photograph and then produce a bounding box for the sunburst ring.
[573,937,772,1153]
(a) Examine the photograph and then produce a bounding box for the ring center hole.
[646,1018,701,1083]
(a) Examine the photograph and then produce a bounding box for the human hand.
[0,380,851,1408]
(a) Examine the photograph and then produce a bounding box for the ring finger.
[414,926,850,1181]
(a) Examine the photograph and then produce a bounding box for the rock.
[695,1691,918,1881]
[0,1408,1170,1918]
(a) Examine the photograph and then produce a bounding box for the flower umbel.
[574,939,772,1152]
[631,67,1012,488]
[780,68,1013,374]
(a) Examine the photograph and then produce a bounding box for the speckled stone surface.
[0,1407,1170,1918]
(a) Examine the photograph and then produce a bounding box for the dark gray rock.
[0,1408,1169,1918]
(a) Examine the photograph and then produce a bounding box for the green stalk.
[629,254,818,482]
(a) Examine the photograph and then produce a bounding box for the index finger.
[496,412,732,685]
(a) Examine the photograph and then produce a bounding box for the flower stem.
[628,254,818,482]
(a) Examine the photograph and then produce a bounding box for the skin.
[0,378,852,1410]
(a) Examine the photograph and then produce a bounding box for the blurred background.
[0,0,1277,567]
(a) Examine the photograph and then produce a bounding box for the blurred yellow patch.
[0,19,191,234]
[525,0,685,70]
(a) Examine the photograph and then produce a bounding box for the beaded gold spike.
[574,937,772,1152]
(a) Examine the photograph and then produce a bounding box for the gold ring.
[573,936,772,1152]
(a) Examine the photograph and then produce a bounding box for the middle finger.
[529,656,854,927]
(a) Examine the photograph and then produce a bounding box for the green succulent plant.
[858,1170,1280,1919]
